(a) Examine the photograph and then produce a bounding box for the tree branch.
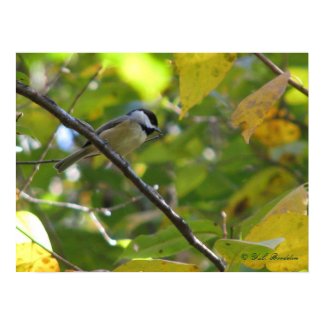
[20,191,143,216]
[254,53,309,96]
[16,81,226,271]
[17,159,61,165]
[20,191,145,246]
[18,66,102,194]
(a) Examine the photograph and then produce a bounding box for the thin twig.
[21,191,117,245]
[221,211,228,239]
[88,211,116,245]
[16,225,84,271]
[20,191,143,216]
[253,53,309,96]
[18,65,103,195]
[16,159,61,165]
[16,81,226,271]
[44,55,74,93]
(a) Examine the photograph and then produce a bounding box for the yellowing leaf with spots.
[16,243,60,272]
[113,259,199,272]
[174,53,236,118]
[231,72,290,143]
[254,119,301,147]
[244,213,308,271]
[16,211,60,272]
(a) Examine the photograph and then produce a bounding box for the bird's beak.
[154,126,163,135]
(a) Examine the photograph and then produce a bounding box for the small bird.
[54,108,161,173]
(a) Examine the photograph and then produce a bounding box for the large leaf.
[214,238,284,271]
[239,184,308,237]
[113,259,199,272]
[16,211,60,272]
[174,53,236,118]
[231,72,290,143]
[245,212,308,271]
[121,220,222,259]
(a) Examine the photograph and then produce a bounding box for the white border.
[1,0,324,324]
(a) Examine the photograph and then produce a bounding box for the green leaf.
[214,237,284,271]
[16,71,29,85]
[176,164,207,198]
[113,259,199,272]
[121,220,222,259]
[101,53,172,100]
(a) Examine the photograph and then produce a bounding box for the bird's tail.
[54,147,93,173]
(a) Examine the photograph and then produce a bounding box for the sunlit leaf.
[113,259,199,272]
[239,184,308,237]
[101,53,171,100]
[245,213,308,271]
[16,243,60,272]
[285,67,308,105]
[174,53,236,118]
[231,72,290,143]
[16,211,60,272]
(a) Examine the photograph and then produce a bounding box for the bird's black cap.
[127,108,158,127]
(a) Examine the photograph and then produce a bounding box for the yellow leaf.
[244,213,308,271]
[113,259,199,272]
[254,119,301,147]
[231,72,290,143]
[265,184,308,218]
[174,53,236,118]
[16,211,60,272]
[16,243,60,272]
[239,184,308,238]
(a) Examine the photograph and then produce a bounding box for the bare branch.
[16,81,226,271]
[88,211,116,245]
[20,190,146,246]
[221,211,228,239]
[17,159,61,165]
[20,191,143,215]
[254,53,309,96]
[16,225,84,271]
[18,66,103,195]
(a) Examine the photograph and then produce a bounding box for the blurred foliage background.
[16,53,308,271]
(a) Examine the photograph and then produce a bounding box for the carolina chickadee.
[54,109,161,173]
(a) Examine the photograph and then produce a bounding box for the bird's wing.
[82,116,129,147]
